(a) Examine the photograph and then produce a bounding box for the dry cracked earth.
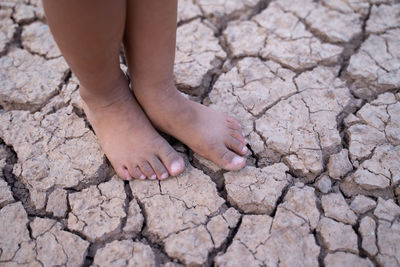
[0,0,400,266]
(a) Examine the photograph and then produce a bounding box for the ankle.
[79,73,130,108]
[134,79,179,103]
[133,75,175,93]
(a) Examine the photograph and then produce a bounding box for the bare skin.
[136,85,248,170]
[42,0,185,180]
[80,74,185,180]
[124,0,247,170]
[43,0,247,180]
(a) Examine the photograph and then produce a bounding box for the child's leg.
[43,0,184,180]
[123,0,247,170]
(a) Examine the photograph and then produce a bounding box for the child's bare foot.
[134,83,247,171]
[80,76,185,181]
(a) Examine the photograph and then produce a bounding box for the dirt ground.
[0,0,400,266]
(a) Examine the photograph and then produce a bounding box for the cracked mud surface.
[0,0,400,266]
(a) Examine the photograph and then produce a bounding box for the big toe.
[214,146,246,171]
[158,143,185,176]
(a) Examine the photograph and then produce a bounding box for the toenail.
[161,173,168,179]
[242,146,248,153]
[150,174,157,180]
[231,156,245,166]
[139,174,146,180]
[171,160,182,174]
[123,170,132,180]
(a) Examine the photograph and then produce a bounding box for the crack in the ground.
[2,11,23,55]
[0,139,42,216]
[125,193,187,265]
[136,235,185,266]
[197,0,274,99]
[38,69,73,114]
[121,181,134,232]
[311,190,328,267]
[313,228,327,267]
[268,179,293,218]
[1,4,45,57]
[82,243,95,267]
[0,66,71,113]
[191,159,226,192]
[206,214,243,266]
[21,43,62,60]
[200,72,220,104]
[353,217,380,266]
[177,14,203,28]
[338,4,372,79]
[246,142,260,168]
[280,5,361,47]
[194,0,271,31]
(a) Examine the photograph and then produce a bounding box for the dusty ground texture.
[0,0,400,266]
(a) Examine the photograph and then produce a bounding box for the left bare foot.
[134,83,248,171]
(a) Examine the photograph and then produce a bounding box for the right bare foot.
[80,74,185,180]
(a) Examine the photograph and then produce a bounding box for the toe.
[227,120,241,131]
[138,160,157,180]
[229,129,246,146]
[225,136,248,155]
[118,166,133,181]
[149,156,169,180]
[226,116,241,129]
[215,146,246,171]
[128,165,146,180]
[158,144,185,176]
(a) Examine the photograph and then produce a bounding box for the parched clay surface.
[1,0,400,266]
